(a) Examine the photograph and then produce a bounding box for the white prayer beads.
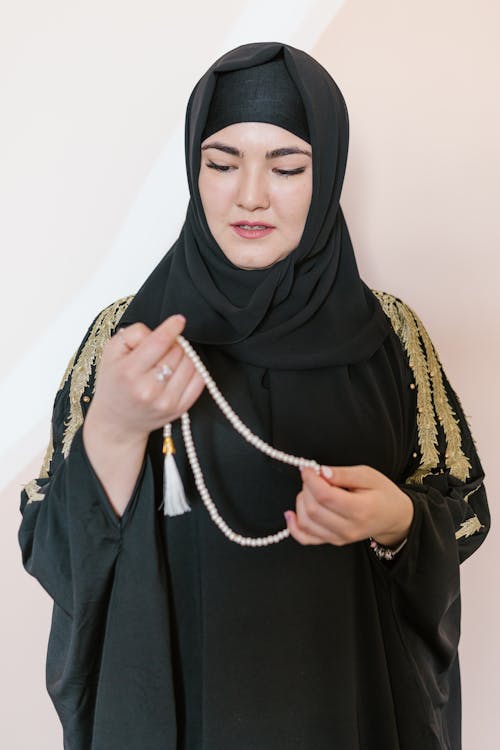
[174,334,320,546]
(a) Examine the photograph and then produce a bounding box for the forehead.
[200,122,311,152]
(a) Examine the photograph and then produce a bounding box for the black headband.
[201,56,310,143]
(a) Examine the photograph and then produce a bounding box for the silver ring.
[155,364,173,382]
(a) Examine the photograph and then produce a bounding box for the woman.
[19,42,489,749]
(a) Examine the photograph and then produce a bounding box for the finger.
[297,486,345,532]
[296,493,331,538]
[296,490,351,543]
[302,465,375,493]
[298,488,364,545]
[130,315,186,374]
[317,464,380,491]
[284,510,325,546]
[300,469,373,522]
[176,370,206,416]
[300,468,353,512]
[157,354,198,410]
[154,343,185,379]
[110,323,151,356]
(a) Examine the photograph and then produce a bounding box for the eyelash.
[206,161,306,177]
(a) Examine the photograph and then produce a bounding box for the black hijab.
[201,55,310,143]
[121,41,391,367]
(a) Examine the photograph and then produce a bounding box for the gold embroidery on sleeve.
[62,296,134,458]
[372,291,439,483]
[39,424,54,479]
[23,298,133,503]
[25,353,77,500]
[25,479,46,503]
[58,350,77,392]
[408,307,471,482]
[455,515,483,539]
[25,384,61,503]
[464,483,483,504]
[372,290,471,484]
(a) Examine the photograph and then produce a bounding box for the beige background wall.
[1,1,498,747]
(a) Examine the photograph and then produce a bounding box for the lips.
[236,224,270,230]
[231,222,276,240]
[231,222,275,229]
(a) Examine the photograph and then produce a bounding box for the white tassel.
[161,423,190,516]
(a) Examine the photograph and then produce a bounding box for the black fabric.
[18,309,490,749]
[120,41,392,367]
[201,56,310,143]
[160,330,414,749]
[18,40,491,750]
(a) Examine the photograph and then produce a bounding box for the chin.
[221,246,291,271]
[234,257,283,271]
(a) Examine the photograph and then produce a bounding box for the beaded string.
[173,334,320,547]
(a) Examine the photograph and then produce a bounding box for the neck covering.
[201,56,309,143]
[121,41,391,367]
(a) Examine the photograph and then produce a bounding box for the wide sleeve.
[368,291,490,748]
[18,297,178,750]
[372,291,490,566]
[18,298,134,615]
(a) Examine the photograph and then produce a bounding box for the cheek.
[294,183,313,230]
[272,183,312,231]
[199,176,232,225]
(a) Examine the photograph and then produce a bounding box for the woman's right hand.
[86,314,204,443]
[82,314,205,516]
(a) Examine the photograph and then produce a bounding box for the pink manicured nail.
[321,465,333,479]
[284,511,292,523]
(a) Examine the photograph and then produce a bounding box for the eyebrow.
[201,142,312,159]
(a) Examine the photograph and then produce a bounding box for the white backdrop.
[2,1,499,747]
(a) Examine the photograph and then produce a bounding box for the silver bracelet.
[369,536,408,561]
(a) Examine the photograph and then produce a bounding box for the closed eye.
[206,162,306,177]
[274,167,306,176]
[206,161,233,172]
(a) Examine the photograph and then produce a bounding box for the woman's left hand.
[285,465,414,548]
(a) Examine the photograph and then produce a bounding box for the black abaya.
[19,292,489,749]
[18,42,489,749]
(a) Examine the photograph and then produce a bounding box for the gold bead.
[409,383,416,390]
[163,436,176,456]
[412,452,418,458]
[82,395,91,403]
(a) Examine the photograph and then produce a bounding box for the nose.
[235,168,270,211]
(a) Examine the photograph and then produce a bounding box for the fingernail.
[284,511,292,523]
[321,465,333,479]
[173,314,186,324]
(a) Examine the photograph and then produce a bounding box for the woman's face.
[199,122,312,270]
